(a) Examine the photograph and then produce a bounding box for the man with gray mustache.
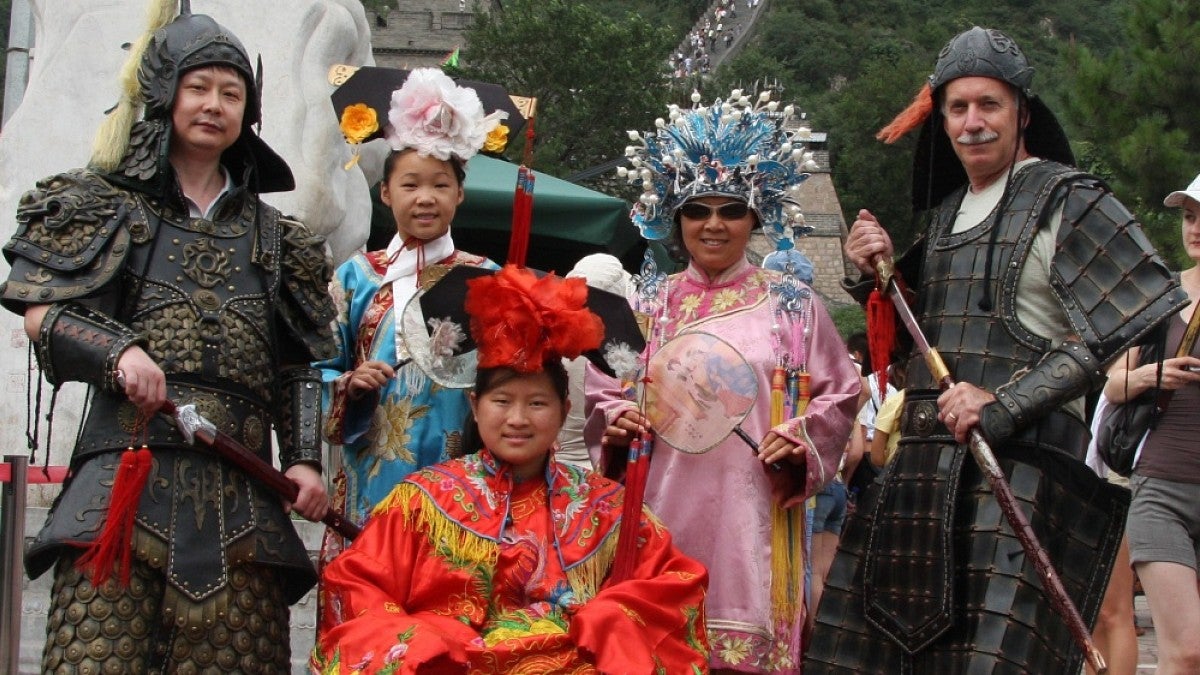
[805,26,1184,673]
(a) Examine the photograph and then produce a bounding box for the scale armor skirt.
[42,550,291,674]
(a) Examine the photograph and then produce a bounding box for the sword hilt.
[171,403,218,446]
[113,371,218,445]
[874,257,894,289]
[113,371,362,540]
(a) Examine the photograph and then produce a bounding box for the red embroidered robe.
[313,450,710,674]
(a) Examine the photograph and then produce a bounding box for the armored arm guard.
[277,365,324,471]
[37,302,148,390]
[978,174,1187,444]
[274,216,338,363]
[978,340,1105,443]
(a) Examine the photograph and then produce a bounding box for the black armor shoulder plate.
[101,120,172,197]
[1,170,140,313]
[276,215,337,361]
[1051,174,1188,364]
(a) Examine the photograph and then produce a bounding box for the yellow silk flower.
[484,123,510,153]
[340,103,379,168]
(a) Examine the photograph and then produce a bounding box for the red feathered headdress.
[465,265,604,373]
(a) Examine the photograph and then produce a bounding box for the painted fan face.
[644,332,757,454]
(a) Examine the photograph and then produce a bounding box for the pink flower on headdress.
[385,68,506,162]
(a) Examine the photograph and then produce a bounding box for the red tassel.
[522,172,534,262]
[611,430,651,583]
[76,446,152,587]
[866,288,895,400]
[795,371,811,417]
[507,166,534,267]
[507,117,538,268]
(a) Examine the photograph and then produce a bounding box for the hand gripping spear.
[873,259,1107,674]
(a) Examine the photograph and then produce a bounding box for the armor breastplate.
[125,193,276,400]
[14,172,327,609]
[907,163,1075,390]
[76,191,280,460]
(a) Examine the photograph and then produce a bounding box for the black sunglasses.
[677,201,751,221]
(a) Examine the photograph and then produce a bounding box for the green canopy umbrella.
[369,155,644,275]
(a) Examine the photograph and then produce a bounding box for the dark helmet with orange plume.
[877,26,1073,210]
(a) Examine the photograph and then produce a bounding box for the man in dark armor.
[805,26,1186,673]
[1,1,337,672]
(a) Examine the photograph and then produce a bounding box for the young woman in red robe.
[312,266,711,674]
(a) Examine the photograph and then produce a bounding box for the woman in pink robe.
[587,90,862,672]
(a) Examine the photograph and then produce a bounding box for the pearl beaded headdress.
[619,88,819,245]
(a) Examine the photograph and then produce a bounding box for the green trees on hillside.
[1065,0,1200,265]
[359,0,391,14]
[452,0,678,179]
[819,54,931,251]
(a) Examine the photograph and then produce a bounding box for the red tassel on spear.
[866,260,897,400]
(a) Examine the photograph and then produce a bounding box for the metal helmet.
[929,27,1034,94]
[94,0,292,193]
[908,26,1072,210]
[139,8,261,127]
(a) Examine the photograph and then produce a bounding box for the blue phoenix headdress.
[619,89,818,243]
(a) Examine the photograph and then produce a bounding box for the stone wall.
[367,1,493,69]
[746,148,856,308]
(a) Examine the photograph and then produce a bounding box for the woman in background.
[1102,173,1200,675]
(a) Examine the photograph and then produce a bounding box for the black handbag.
[847,456,881,496]
[1094,331,1166,477]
